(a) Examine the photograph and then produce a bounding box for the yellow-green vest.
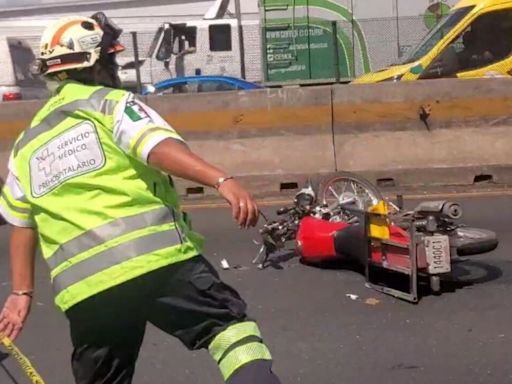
[12,81,203,312]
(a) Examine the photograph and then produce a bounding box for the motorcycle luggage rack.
[368,210,420,303]
[343,206,420,303]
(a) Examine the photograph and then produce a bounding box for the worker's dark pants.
[65,255,281,384]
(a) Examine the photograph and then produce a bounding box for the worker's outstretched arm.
[148,139,259,228]
[0,225,37,340]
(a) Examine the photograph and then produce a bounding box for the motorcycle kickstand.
[253,245,270,270]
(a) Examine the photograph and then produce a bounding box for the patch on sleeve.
[124,100,150,122]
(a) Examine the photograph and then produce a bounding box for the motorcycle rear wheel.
[451,227,499,256]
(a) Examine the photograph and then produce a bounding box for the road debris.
[220,259,230,270]
[346,294,359,301]
[365,298,380,306]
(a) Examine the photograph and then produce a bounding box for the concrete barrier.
[146,86,336,196]
[0,78,512,199]
[0,99,46,181]
[332,78,512,187]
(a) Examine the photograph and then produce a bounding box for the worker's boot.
[226,360,281,384]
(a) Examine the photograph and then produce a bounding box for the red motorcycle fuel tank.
[296,216,349,261]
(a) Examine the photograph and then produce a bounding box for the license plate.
[425,235,451,274]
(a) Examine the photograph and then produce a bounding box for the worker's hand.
[0,294,32,341]
[217,179,259,228]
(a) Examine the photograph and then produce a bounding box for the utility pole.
[395,0,401,59]
[234,0,246,79]
[131,31,142,94]
[350,0,356,77]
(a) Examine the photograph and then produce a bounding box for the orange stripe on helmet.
[50,19,99,48]
[50,20,82,48]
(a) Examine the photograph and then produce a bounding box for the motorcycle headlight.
[294,187,316,209]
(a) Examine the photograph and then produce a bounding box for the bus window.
[209,24,232,52]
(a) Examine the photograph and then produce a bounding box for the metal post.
[350,0,356,78]
[395,0,401,59]
[234,0,246,79]
[131,31,142,94]
[332,21,340,83]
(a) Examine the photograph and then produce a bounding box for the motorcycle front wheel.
[317,171,383,210]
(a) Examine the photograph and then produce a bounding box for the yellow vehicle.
[353,0,512,83]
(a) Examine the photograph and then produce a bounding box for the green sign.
[424,2,451,29]
[265,22,349,82]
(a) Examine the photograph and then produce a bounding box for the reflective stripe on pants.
[209,321,273,381]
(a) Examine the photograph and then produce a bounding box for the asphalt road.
[0,194,511,384]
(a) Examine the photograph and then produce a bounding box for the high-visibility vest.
[12,81,203,312]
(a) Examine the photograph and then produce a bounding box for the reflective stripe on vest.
[46,206,178,270]
[0,189,31,215]
[14,87,115,155]
[53,224,183,295]
[132,127,177,156]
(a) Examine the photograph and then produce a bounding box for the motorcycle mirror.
[396,194,404,210]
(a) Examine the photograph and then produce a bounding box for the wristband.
[11,290,33,298]
[214,176,234,190]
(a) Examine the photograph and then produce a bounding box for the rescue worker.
[0,13,281,384]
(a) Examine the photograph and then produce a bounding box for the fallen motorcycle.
[255,172,499,302]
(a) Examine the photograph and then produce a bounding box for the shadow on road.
[443,260,503,289]
[0,352,21,384]
[261,250,298,270]
[275,253,503,301]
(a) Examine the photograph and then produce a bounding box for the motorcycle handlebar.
[276,207,294,215]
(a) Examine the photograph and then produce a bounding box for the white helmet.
[36,13,124,76]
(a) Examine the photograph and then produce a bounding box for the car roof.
[153,75,261,88]
[454,0,512,9]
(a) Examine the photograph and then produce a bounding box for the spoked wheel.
[318,172,384,210]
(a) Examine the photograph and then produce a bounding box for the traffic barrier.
[0,79,511,197]
[332,78,512,187]
[0,100,45,181]
[145,86,335,195]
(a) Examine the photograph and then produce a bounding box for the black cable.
[258,209,269,223]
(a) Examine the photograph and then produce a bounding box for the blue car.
[142,75,262,95]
